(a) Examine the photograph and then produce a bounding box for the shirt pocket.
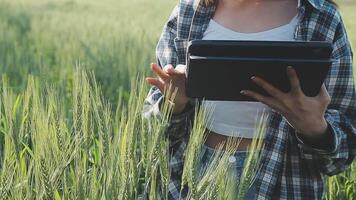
[174,37,189,65]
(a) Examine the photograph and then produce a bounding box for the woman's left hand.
[241,66,331,141]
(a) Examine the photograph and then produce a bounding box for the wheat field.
[0,0,355,199]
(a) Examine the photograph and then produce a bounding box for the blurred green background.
[0,0,354,105]
[0,0,176,104]
[0,0,355,199]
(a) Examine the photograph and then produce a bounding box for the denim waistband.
[202,144,247,158]
[200,144,247,169]
[202,143,249,154]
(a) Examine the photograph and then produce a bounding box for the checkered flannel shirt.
[143,0,356,199]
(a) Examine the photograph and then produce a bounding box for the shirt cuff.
[158,97,195,124]
[295,120,338,156]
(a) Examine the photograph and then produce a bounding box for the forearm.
[295,109,356,176]
[143,87,195,144]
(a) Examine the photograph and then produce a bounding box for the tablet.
[187,40,333,59]
[185,40,333,101]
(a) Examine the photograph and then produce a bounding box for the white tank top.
[201,14,299,138]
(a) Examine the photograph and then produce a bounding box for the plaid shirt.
[143,0,356,199]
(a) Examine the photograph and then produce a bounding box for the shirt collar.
[196,0,324,11]
[195,0,324,11]
[298,0,324,10]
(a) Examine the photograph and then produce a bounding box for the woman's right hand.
[146,63,191,114]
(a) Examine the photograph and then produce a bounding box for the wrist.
[296,117,333,148]
[298,117,327,137]
[173,102,189,114]
[296,121,334,151]
[309,118,329,138]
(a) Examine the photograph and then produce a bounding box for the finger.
[286,66,302,94]
[175,64,187,73]
[166,64,186,75]
[240,90,284,112]
[318,84,331,103]
[251,76,284,98]
[151,63,170,81]
[163,64,174,73]
[146,77,165,92]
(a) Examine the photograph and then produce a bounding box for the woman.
[144,0,356,199]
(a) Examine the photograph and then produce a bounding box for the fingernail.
[287,66,292,69]
[240,90,246,94]
[251,76,255,80]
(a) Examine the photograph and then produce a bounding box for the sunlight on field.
[0,0,176,103]
[339,3,356,78]
[0,0,355,199]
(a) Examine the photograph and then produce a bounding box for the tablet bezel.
[185,40,333,101]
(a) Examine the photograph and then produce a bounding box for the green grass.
[0,69,266,199]
[0,0,176,104]
[0,0,355,199]
[339,1,356,79]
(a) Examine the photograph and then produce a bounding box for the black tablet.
[185,40,333,101]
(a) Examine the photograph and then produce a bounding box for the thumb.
[166,64,186,76]
[175,64,187,74]
[318,84,331,103]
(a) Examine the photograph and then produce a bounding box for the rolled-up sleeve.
[142,3,195,146]
[296,16,356,176]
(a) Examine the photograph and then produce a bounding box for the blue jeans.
[199,144,256,199]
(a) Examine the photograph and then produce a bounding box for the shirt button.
[229,156,236,163]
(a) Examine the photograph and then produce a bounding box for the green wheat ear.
[40,158,52,200]
[180,101,208,199]
[197,138,241,199]
[0,66,354,199]
[237,111,268,200]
